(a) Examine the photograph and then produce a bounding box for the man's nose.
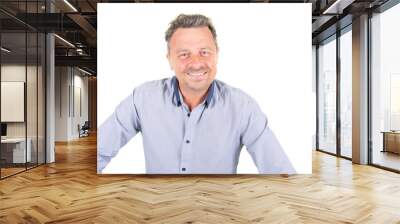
[189,55,204,68]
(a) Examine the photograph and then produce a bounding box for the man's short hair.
[165,14,218,51]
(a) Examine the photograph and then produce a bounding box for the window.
[318,36,337,155]
[371,2,400,171]
[339,28,352,158]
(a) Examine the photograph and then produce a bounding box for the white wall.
[72,72,89,138]
[55,67,89,141]
[55,66,68,141]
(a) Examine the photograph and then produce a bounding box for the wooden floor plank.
[0,134,400,223]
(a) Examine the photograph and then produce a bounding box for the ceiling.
[0,0,393,75]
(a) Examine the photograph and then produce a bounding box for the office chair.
[79,121,90,138]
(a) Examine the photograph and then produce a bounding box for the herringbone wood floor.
[0,134,400,224]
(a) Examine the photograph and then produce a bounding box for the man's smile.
[185,71,208,81]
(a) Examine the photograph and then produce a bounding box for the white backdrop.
[98,3,312,174]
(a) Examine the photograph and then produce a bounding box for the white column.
[46,1,55,163]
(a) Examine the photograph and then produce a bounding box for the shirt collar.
[172,76,215,107]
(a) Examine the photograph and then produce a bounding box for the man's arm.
[97,90,141,173]
[240,97,296,174]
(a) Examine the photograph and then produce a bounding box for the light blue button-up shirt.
[98,76,295,174]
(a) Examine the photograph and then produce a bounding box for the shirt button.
[182,168,186,171]
[186,140,190,144]
[187,113,190,117]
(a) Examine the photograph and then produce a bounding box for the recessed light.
[78,67,93,76]
[1,47,11,53]
[54,34,75,48]
[63,0,78,12]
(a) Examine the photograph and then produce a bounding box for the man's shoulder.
[214,80,262,117]
[214,79,254,103]
[135,77,172,91]
[130,77,173,103]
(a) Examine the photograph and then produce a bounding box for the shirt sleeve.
[240,97,296,174]
[97,89,141,173]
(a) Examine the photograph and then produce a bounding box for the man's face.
[167,27,218,94]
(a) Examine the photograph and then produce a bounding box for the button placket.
[179,104,206,173]
[180,106,193,173]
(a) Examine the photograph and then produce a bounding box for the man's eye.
[200,50,209,56]
[179,53,189,59]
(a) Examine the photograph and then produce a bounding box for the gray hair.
[165,14,218,51]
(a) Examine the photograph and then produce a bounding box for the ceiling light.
[63,0,78,12]
[78,67,92,76]
[322,0,355,15]
[1,47,11,53]
[54,34,75,48]
[76,48,84,55]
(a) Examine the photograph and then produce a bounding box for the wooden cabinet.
[382,131,400,154]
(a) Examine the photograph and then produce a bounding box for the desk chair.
[79,121,90,138]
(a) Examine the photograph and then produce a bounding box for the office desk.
[1,138,32,163]
[381,131,400,154]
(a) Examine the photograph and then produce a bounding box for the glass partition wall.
[0,31,27,177]
[0,2,46,179]
[316,26,353,159]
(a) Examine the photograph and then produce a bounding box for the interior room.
[0,0,399,223]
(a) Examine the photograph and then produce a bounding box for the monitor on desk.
[1,123,7,138]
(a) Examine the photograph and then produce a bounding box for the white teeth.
[187,72,206,76]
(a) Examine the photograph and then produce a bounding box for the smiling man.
[98,14,296,174]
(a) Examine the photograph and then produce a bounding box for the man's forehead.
[169,28,216,50]
[170,27,213,41]
[175,47,213,53]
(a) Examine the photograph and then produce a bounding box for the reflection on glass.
[371,3,400,171]
[1,32,27,177]
[0,0,46,178]
[390,75,400,130]
[340,29,352,158]
[27,31,38,169]
[318,37,337,154]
